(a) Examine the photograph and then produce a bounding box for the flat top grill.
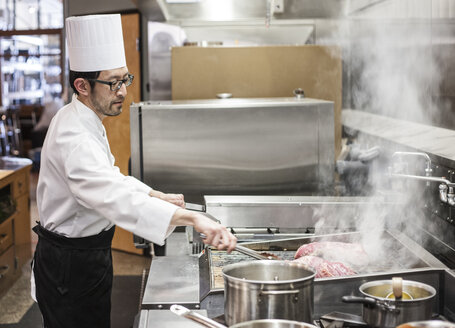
[206,230,443,291]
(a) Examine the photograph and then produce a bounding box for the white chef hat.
[66,14,126,72]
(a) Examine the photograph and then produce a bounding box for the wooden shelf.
[0,162,32,297]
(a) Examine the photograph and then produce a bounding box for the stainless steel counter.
[142,255,200,310]
[138,225,454,324]
[138,193,454,325]
[138,246,455,327]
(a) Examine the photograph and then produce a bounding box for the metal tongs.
[234,244,274,260]
[199,233,274,260]
[188,203,277,261]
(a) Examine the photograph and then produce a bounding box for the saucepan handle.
[392,276,403,300]
[342,295,378,307]
[170,304,227,328]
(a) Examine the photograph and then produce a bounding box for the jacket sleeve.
[123,175,154,194]
[110,162,153,194]
[63,135,178,245]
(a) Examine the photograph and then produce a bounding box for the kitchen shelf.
[6,90,44,100]
[0,31,63,108]
[2,62,43,73]
[0,29,63,157]
[1,52,61,59]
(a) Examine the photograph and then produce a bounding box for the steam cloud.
[313,5,447,272]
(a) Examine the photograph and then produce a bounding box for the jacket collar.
[72,94,106,137]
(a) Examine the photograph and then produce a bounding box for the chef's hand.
[170,209,237,253]
[149,190,185,208]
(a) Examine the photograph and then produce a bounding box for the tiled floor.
[0,171,152,326]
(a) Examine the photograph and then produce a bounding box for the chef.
[31,14,237,328]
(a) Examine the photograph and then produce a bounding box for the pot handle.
[260,289,300,295]
[392,277,403,300]
[170,304,227,328]
[342,295,378,307]
[342,296,401,314]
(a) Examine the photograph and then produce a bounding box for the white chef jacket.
[37,94,178,241]
[32,95,179,300]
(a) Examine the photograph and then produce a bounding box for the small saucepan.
[342,278,436,328]
[170,304,318,328]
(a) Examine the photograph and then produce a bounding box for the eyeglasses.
[88,73,134,91]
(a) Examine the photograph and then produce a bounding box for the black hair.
[69,70,101,95]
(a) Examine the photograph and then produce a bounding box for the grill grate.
[208,249,296,289]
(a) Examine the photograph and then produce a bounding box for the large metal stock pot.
[342,279,436,328]
[222,260,315,326]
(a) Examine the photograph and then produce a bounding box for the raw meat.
[294,241,369,271]
[293,255,356,278]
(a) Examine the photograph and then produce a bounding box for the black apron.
[32,223,116,328]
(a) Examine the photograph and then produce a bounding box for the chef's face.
[90,67,129,117]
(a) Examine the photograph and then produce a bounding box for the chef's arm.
[149,189,185,208]
[170,208,237,253]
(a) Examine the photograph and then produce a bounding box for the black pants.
[32,224,116,328]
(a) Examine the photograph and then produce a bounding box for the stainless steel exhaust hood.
[155,0,347,21]
[137,0,391,22]
[137,0,390,23]
[137,0,349,51]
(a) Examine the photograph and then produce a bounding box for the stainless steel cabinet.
[130,97,335,202]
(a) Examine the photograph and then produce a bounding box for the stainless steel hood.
[137,0,390,23]
[155,0,346,21]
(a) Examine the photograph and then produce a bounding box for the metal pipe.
[391,152,432,176]
[391,151,431,163]
[390,173,455,206]
[390,173,455,187]
[439,184,448,203]
[447,187,455,206]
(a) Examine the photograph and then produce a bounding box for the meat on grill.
[294,241,369,271]
[293,255,356,278]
